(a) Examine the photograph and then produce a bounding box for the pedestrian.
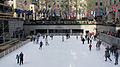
[114,50,119,65]
[19,52,24,65]
[45,38,49,46]
[82,38,85,44]
[90,39,92,44]
[16,54,19,64]
[105,49,112,61]
[39,41,43,49]
[110,46,114,55]
[76,36,78,39]
[30,35,32,42]
[81,34,83,40]
[88,37,90,44]
[36,36,39,44]
[89,44,92,51]
[62,36,64,42]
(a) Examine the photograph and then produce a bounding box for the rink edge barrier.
[0,39,30,58]
[97,38,120,61]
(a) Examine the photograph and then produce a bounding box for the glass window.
[100,2,102,6]
[95,2,98,6]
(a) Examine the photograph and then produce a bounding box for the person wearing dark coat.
[105,50,112,61]
[82,38,85,44]
[19,52,24,65]
[88,37,90,44]
[39,41,43,49]
[114,50,119,65]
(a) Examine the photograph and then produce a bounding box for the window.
[61,5,63,7]
[57,4,59,8]
[100,2,102,6]
[95,2,98,6]
[114,0,116,4]
[110,0,112,5]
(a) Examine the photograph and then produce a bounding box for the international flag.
[24,1,27,5]
[112,5,115,13]
[52,3,56,9]
[79,9,81,15]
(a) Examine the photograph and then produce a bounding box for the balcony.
[0,3,13,17]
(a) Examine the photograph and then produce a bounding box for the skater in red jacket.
[89,44,92,51]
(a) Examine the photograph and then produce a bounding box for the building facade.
[38,0,87,19]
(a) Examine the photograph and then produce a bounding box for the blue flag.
[79,9,81,15]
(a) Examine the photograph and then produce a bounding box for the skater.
[76,36,78,39]
[81,34,83,40]
[36,36,39,44]
[105,49,112,61]
[82,38,85,44]
[45,38,49,46]
[50,34,53,40]
[30,35,32,42]
[62,36,64,42]
[114,50,119,65]
[16,54,19,64]
[89,44,92,51]
[19,52,24,65]
[90,39,92,44]
[39,41,43,49]
[88,37,90,44]
[96,40,101,50]
[109,46,114,55]
[33,35,36,43]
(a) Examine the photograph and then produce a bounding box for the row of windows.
[95,2,102,6]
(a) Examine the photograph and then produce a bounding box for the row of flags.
[35,8,96,18]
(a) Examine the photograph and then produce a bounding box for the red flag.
[24,1,27,5]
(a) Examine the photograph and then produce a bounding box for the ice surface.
[0,36,119,67]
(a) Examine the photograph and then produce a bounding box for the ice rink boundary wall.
[0,39,30,58]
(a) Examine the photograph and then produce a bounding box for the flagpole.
[76,0,77,22]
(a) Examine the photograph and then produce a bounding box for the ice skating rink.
[0,36,119,67]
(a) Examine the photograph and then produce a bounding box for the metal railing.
[0,39,30,58]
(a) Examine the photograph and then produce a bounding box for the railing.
[48,33,81,36]
[97,33,120,48]
[0,39,30,58]
[0,38,19,46]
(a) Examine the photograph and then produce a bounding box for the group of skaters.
[29,33,54,49]
[104,45,120,65]
[80,33,120,65]
[80,33,94,51]
[28,32,120,65]
[16,52,24,65]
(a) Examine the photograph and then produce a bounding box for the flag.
[112,5,115,13]
[79,9,81,15]
[38,10,41,14]
[12,8,15,13]
[24,1,27,5]
[54,9,56,16]
[52,3,56,9]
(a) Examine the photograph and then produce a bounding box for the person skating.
[81,34,83,40]
[88,37,90,44]
[105,49,112,61]
[30,35,33,42]
[19,52,24,65]
[39,41,43,49]
[89,44,92,51]
[62,36,64,42]
[36,36,39,44]
[76,36,78,39]
[114,50,119,65]
[45,38,49,46]
[82,38,85,44]
[16,54,19,64]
